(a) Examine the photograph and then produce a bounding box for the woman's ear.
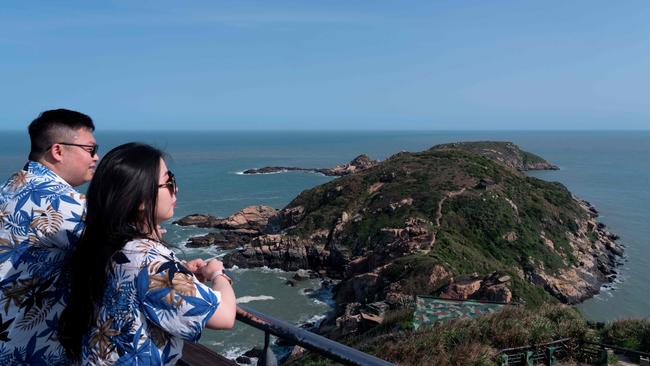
[139,202,145,211]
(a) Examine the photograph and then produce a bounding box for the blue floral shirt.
[0,161,86,365]
[81,239,220,365]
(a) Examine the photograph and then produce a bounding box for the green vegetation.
[287,305,650,366]
[286,305,591,366]
[598,319,650,352]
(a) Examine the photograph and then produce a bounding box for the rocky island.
[175,141,622,350]
[241,154,378,176]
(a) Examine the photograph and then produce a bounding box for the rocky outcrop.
[175,205,276,232]
[525,199,623,304]
[186,229,257,249]
[439,273,513,303]
[173,213,221,227]
[242,154,379,177]
[222,234,332,272]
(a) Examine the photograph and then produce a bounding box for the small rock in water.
[243,348,263,358]
[293,269,311,281]
[235,356,252,364]
[285,280,296,287]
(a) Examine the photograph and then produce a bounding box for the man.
[0,109,98,364]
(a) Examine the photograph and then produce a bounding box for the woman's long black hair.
[59,142,165,360]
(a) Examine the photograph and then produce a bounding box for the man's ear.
[48,143,65,163]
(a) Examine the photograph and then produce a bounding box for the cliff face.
[183,142,621,307]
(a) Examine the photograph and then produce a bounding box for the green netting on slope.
[413,296,507,330]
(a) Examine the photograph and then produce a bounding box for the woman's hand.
[185,258,207,282]
[200,259,226,280]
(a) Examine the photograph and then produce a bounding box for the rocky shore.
[176,141,622,342]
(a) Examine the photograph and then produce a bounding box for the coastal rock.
[268,205,305,232]
[174,205,276,232]
[213,205,277,231]
[223,234,331,272]
[319,154,378,176]
[185,229,256,249]
[173,213,221,227]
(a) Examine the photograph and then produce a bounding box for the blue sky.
[1,1,649,130]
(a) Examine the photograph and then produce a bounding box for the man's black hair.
[28,109,95,161]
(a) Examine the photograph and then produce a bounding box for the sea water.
[1,130,648,357]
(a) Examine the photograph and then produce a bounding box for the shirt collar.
[23,160,73,188]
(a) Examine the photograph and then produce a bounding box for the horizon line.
[1,128,650,132]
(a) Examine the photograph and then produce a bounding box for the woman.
[59,142,236,365]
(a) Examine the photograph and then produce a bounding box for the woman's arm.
[201,259,236,329]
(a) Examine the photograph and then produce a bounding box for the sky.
[1,1,649,130]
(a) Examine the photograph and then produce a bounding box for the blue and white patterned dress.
[0,161,86,365]
[81,239,220,365]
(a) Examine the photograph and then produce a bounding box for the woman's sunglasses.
[158,170,178,195]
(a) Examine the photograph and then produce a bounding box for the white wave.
[229,265,288,274]
[236,295,275,304]
[300,313,326,325]
[311,298,328,306]
[222,346,246,360]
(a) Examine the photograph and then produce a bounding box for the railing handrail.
[580,340,650,358]
[236,305,395,366]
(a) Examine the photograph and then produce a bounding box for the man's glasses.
[50,142,99,157]
[158,170,178,195]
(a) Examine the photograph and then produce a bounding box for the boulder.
[214,205,277,231]
[440,278,483,300]
[428,265,450,288]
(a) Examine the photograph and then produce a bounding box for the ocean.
[1,130,648,357]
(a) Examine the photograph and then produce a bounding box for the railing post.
[545,346,556,366]
[525,350,534,366]
[258,331,278,366]
[596,347,608,366]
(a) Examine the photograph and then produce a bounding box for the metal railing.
[236,305,395,366]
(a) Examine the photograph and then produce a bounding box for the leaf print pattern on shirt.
[0,161,86,365]
[31,205,64,237]
[7,171,28,190]
[88,317,121,359]
[82,239,220,365]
